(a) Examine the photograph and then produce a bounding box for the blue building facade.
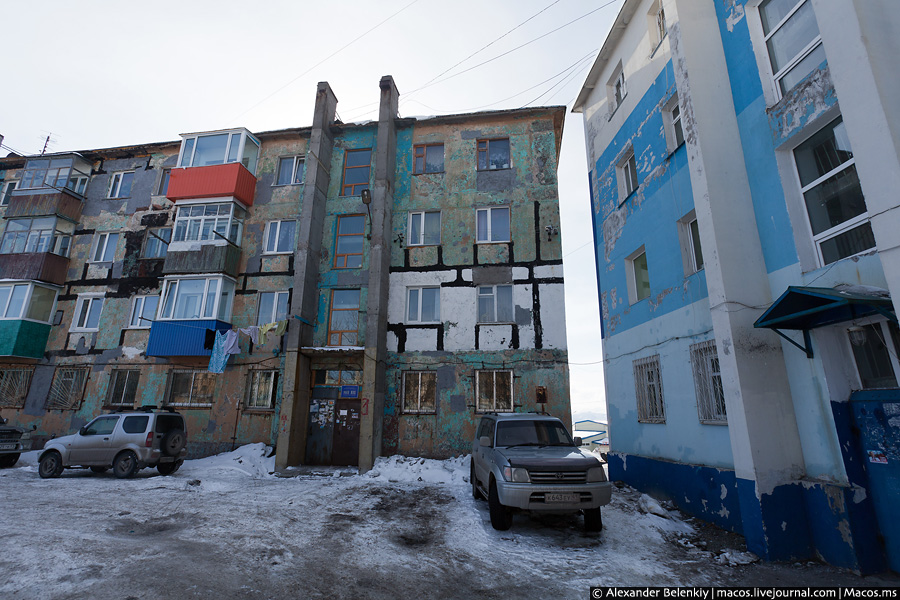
[575,0,900,572]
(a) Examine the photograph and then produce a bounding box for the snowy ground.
[1,445,895,599]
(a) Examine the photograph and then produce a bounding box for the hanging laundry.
[224,329,241,355]
[258,322,277,345]
[272,319,288,337]
[203,328,216,350]
[208,331,229,373]
[239,326,260,345]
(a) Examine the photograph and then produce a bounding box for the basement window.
[247,370,278,409]
[402,371,437,414]
[46,366,89,410]
[167,370,215,408]
[476,370,513,412]
[634,355,665,423]
[178,129,260,175]
[0,367,34,409]
[691,340,727,424]
[107,370,140,408]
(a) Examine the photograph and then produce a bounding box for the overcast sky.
[0,0,623,421]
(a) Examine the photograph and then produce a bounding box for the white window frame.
[475,206,510,243]
[263,220,296,254]
[402,371,437,414]
[0,366,34,409]
[129,295,159,329]
[617,150,638,203]
[72,294,105,332]
[648,0,667,50]
[246,370,278,410]
[634,355,665,423]
[107,369,140,408]
[142,227,171,259]
[47,366,89,410]
[91,232,119,263]
[166,369,215,408]
[625,246,650,304]
[156,168,171,197]
[157,275,236,322]
[1,181,16,206]
[691,340,727,424]
[257,290,289,326]
[677,211,703,276]
[406,287,441,323]
[274,156,304,186]
[171,200,245,246]
[791,116,871,267]
[475,369,514,413]
[407,210,441,246]
[0,281,58,323]
[662,93,684,154]
[607,61,627,116]
[476,284,513,324]
[177,129,261,174]
[107,171,134,198]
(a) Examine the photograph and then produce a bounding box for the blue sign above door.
[341,385,360,399]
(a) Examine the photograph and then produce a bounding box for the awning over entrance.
[754,286,897,358]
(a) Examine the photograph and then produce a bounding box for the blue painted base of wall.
[611,451,884,572]
[608,452,743,533]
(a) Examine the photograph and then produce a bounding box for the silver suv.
[38,407,187,479]
[471,412,612,531]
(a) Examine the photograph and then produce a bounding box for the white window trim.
[662,93,684,154]
[625,245,649,305]
[71,294,105,332]
[263,220,297,254]
[607,61,627,118]
[475,369,514,413]
[246,369,278,410]
[107,171,134,198]
[402,371,437,414]
[475,206,510,244]
[90,232,119,263]
[677,211,703,276]
[648,0,667,52]
[407,211,441,246]
[129,295,159,329]
[617,150,638,203]
[476,284,513,324]
[166,369,215,408]
[157,274,236,322]
[691,340,727,424]
[634,355,665,423]
[0,281,59,324]
[406,287,441,324]
[257,290,289,325]
[170,200,244,248]
[273,155,305,187]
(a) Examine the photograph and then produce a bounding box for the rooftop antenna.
[39,132,57,155]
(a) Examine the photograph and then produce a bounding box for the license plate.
[0,443,16,450]
[546,493,578,503]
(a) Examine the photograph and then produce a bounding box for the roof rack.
[139,405,158,412]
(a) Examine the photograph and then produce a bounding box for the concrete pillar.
[359,75,399,473]
[275,82,337,471]
[813,0,900,317]
[672,0,808,561]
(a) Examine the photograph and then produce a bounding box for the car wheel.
[90,466,108,474]
[113,451,139,479]
[39,451,64,479]
[0,453,20,468]
[160,430,186,457]
[488,479,513,531]
[470,459,482,500]
[157,460,182,476]
[584,507,603,532]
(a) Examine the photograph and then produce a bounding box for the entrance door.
[331,399,360,466]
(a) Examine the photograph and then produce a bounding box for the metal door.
[331,399,360,466]
[851,390,900,572]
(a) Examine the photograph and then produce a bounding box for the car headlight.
[586,466,607,482]
[502,466,530,483]
[20,431,31,441]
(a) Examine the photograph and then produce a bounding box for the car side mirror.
[574,437,583,446]
[79,426,87,436]
[479,436,491,448]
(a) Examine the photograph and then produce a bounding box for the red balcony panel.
[166,163,256,206]
[6,191,83,222]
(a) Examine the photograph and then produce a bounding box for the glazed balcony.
[0,252,69,286]
[166,163,257,206]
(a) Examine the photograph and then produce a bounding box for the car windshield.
[495,420,574,448]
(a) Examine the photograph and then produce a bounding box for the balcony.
[146,319,231,357]
[0,252,69,286]
[162,243,242,278]
[5,190,83,222]
[0,320,51,360]
[167,163,257,206]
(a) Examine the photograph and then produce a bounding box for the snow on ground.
[1,446,892,599]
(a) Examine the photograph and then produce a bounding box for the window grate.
[691,340,727,424]
[634,355,665,423]
[47,367,89,410]
[0,367,34,409]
